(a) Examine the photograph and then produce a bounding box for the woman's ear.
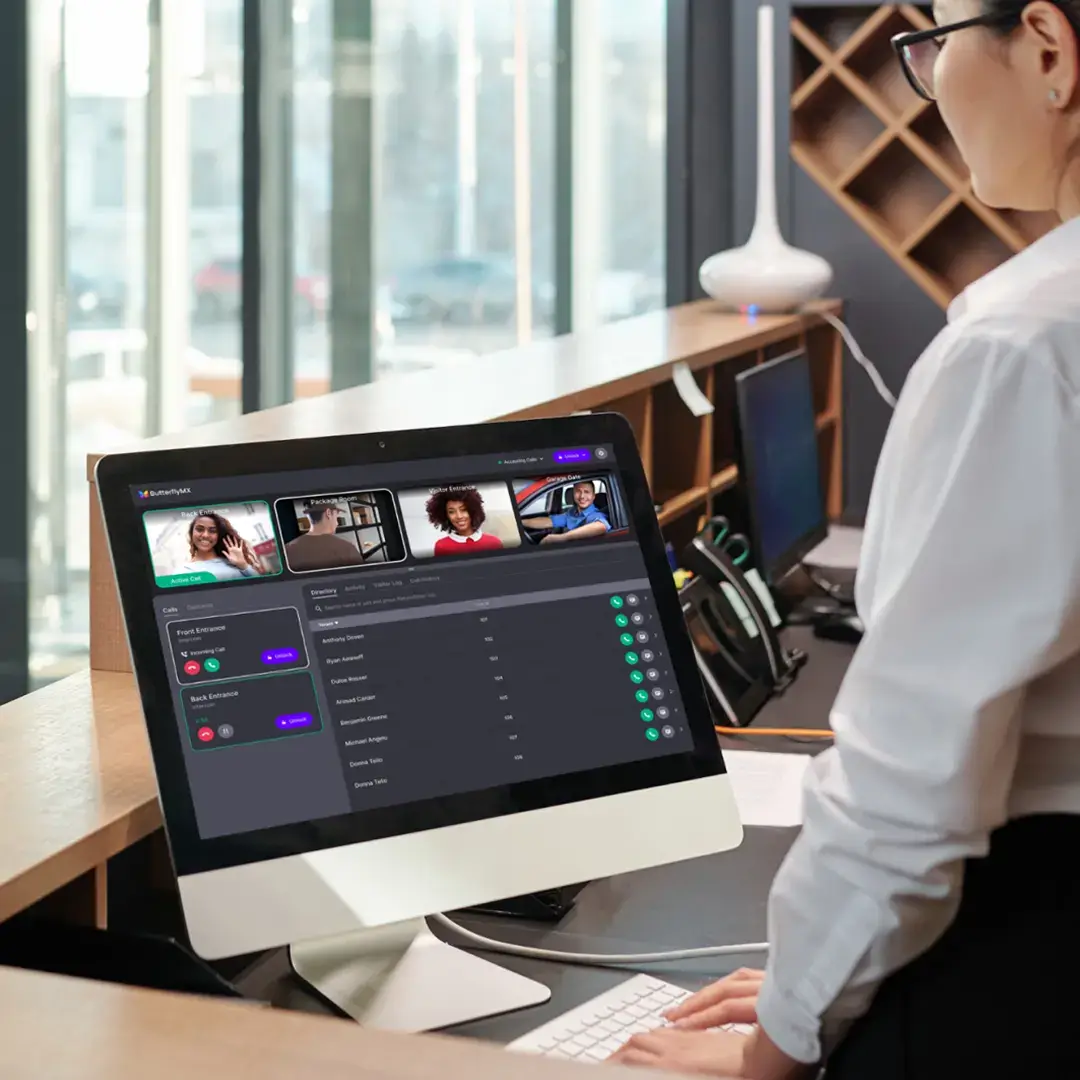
[1025,2,1080,101]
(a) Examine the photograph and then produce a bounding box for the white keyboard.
[508,974,753,1064]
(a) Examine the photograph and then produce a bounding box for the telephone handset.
[680,536,804,727]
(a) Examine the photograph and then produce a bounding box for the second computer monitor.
[735,349,828,584]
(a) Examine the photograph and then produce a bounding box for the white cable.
[813,309,898,410]
[430,913,768,966]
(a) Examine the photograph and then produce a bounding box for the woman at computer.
[181,511,263,581]
[614,2,1080,1076]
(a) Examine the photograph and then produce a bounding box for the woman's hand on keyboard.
[663,968,765,1030]
[609,1026,813,1080]
[608,1027,750,1075]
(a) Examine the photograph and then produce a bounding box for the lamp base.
[699,237,833,315]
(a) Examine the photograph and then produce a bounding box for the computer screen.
[130,444,696,842]
[735,350,828,582]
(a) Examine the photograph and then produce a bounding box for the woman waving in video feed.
[182,512,263,581]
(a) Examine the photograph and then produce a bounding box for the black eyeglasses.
[891,14,1019,102]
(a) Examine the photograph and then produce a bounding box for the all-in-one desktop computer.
[96,414,744,1036]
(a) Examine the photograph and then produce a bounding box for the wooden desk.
[0,302,845,1071]
[0,965,680,1078]
[0,671,159,925]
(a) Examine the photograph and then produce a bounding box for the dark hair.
[983,0,1080,33]
[425,487,486,533]
[305,502,338,525]
[188,511,242,559]
[573,479,596,492]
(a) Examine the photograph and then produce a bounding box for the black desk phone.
[679,535,805,726]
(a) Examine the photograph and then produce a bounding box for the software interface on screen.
[739,356,825,575]
[134,445,694,839]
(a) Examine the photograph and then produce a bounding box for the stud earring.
[1049,89,1061,102]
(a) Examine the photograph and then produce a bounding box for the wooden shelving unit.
[790,3,1056,308]
[638,318,843,557]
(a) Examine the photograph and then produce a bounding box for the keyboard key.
[584,1048,610,1062]
[597,1019,623,1036]
[611,1011,635,1026]
[568,1034,598,1051]
[598,1038,625,1055]
[625,1005,649,1019]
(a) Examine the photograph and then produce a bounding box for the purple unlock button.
[276,712,313,730]
[262,647,299,665]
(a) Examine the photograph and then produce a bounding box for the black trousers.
[824,814,1080,1079]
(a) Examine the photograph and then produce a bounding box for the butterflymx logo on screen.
[136,487,192,501]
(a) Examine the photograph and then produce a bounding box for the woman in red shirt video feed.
[426,487,504,556]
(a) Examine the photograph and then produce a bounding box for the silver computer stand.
[289,917,550,1031]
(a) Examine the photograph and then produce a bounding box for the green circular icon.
[645,727,660,742]
[615,613,629,627]
[635,689,650,703]
[641,708,655,722]
[620,632,634,647]
[204,657,221,673]
[624,651,639,665]
[610,596,624,608]
[630,670,644,684]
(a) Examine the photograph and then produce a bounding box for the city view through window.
[30,0,666,685]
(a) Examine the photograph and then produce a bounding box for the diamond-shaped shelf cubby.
[909,108,969,184]
[790,4,1049,310]
[792,37,822,92]
[909,205,1014,297]
[844,7,928,118]
[791,74,886,184]
[845,139,950,246]
[795,5,882,52]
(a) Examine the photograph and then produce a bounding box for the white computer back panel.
[179,773,741,958]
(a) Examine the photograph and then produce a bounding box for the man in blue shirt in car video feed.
[530,479,610,546]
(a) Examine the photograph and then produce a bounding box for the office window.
[290,0,557,398]
[572,0,666,329]
[187,1,243,423]
[27,0,666,688]
[28,0,242,686]
[88,105,128,209]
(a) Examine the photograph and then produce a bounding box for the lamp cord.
[813,309,898,410]
[430,913,768,966]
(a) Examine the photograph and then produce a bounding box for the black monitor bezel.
[734,349,829,584]
[96,413,725,878]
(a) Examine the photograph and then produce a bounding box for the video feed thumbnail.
[276,490,406,573]
[144,502,282,588]
[514,473,628,547]
[398,482,522,558]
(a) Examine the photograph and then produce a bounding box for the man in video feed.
[285,502,364,571]
[182,511,266,581]
[426,487,505,555]
[524,479,610,545]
